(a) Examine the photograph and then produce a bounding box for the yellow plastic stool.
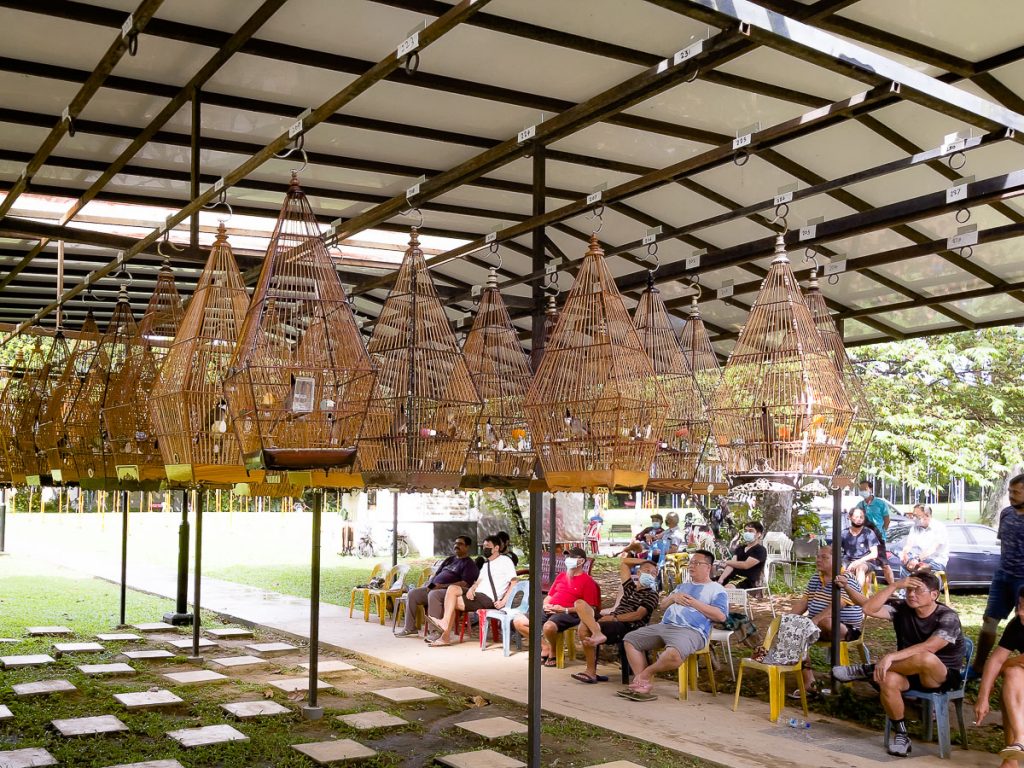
[677,638,718,700]
[934,570,951,604]
[554,627,577,668]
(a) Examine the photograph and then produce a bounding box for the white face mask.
[858,490,870,498]
[742,531,755,543]
[563,557,579,571]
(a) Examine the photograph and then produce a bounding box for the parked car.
[881,522,999,590]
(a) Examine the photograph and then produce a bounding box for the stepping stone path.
[583,762,648,768]
[2,654,55,669]
[78,663,136,677]
[221,700,290,719]
[0,747,57,767]
[337,710,408,730]
[268,677,331,693]
[208,655,268,670]
[54,642,105,655]
[26,626,72,637]
[300,660,356,675]
[115,690,184,710]
[456,717,528,740]
[97,633,142,642]
[167,724,248,748]
[0,704,13,721]
[0,638,20,643]
[436,750,526,768]
[373,686,440,703]
[12,679,76,697]
[291,740,376,763]
[246,642,296,657]
[101,761,185,768]
[123,650,174,660]
[166,638,217,651]
[163,670,228,686]
[133,622,177,632]
[51,715,129,737]
[206,627,253,639]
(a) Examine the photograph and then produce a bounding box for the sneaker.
[394,629,418,638]
[832,663,872,682]
[888,732,912,757]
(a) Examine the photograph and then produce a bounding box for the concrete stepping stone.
[373,686,440,703]
[54,642,105,655]
[0,704,13,721]
[12,679,76,697]
[97,633,142,642]
[221,700,291,719]
[123,650,175,660]
[0,747,57,767]
[165,638,217,651]
[337,710,408,730]
[163,670,228,686]
[456,717,528,740]
[0,638,20,643]
[26,626,72,637]
[246,642,296,657]
[115,690,184,710]
[582,762,648,768]
[100,761,185,768]
[167,724,248,748]
[132,622,177,633]
[206,627,253,639]
[208,655,269,671]
[78,663,136,677]
[268,677,331,693]
[52,715,129,737]
[300,660,357,675]
[291,739,376,763]
[2,654,55,669]
[436,750,526,768]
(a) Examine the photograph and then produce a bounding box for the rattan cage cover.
[709,234,854,487]
[0,356,11,485]
[0,342,46,485]
[359,229,481,490]
[150,224,250,485]
[804,271,875,484]
[461,268,536,489]
[523,234,669,491]
[632,278,710,492]
[223,174,376,472]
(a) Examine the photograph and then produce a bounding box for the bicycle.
[356,528,411,558]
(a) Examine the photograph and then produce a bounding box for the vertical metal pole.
[190,490,204,659]
[303,491,324,719]
[830,486,842,692]
[119,489,129,626]
[548,497,558,583]
[392,492,399,567]
[190,88,201,250]
[0,489,7,552]
[165,489,192,624]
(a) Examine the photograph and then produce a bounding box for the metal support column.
[392,492,399,568]
[119,489,129,626]
[0,490,6,553]
[830,486,842,692]
[303,490,324,720]
[190,490,204,660]
[190,87,200,250]
[164,489,192,625]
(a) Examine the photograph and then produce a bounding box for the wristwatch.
[563,607,569,614]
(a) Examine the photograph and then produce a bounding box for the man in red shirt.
[513,546,600,667]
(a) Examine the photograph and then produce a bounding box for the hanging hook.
[644,241,660,274]
[587,203,605,235]
[803,246,821,272]
[203,190,233,223]
[274,134,308,174]
[955,208,971,225]
[687,276,703,302]
[126,30,139,57]
[733,149,750,166]
[947,150,967,171]
[87,284,108,305]
[768,202,789,232]
[488,240,502,271]
[546,269,559,293]
[398,207,424,229]
[157,228,184,260]
[404,50,420,76]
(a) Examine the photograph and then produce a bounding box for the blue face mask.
[638,572,658,590]
[652,522,662,530]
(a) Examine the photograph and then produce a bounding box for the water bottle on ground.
[787,718,811,729]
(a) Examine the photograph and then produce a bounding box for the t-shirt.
[662,526,686,552]
[998,506,1024,576]
[610,578,660,630]
[856,497,890,541]
[430,556,479,588]
[998,616,1024,653]
[547,571,601,610]
[885,600,964,671]
[660,580,729,641]
[841,526,880,563]
[903,520,949,568]
[731,543,767,590]
[475,555,518,602]
[804,573,864,628]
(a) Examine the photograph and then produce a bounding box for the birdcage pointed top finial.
[587,232,603,256]
[486,266,498,290]
[409,226,420,249]
[807,266,819,290]
[215,219,228,244]
[118,284,129,303]
[289,170,300,188]
[771,232,788,264]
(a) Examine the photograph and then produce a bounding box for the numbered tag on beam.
[824,258,847,277]
[940,130,969,156]
[800,216,824,242]
[732,122,759,151]
[773,182,798,207]
[642,225,662,246]
[673,39,704,66]
[517,125,536,144]
[947,224,978,250]
[406,174,426,201]
[716,279,734,299]
[397,21,424,58]
[946,175,974,204]
[686,248,705,271]
[120,13,134,39]
[485,232,497,244]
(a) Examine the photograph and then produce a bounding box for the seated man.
[899,504,949,575]
[614,513,664,558]
[841,507,880,592]
[833,572,965,757]
[570,556,661,684]
[396,536,478,638]
[618,549,728,700]
[717,521,767,589]
[512,547,600,666]
[976,586,1024,766]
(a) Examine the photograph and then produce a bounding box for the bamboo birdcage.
[223,173,376,472]
[461,267,536,489]
[523,234,669,492]
[0,355,11,486]
[708,234,854,489]
[150,223,250,486]
[359,228,481,490]
[632,275,710,492]
[803,270,875,485]
[0,342,47,485]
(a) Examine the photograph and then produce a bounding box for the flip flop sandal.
[999,743,1024,761]
[615,689,658,701]
[542,658,557,667]
[572,672,599,684]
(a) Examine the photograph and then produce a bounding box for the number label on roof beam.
[945,176,974,204]
[824,259,847,276]
[213,177,225,194]
[406,175,426,201]
[397,32,419,58]
[673,40,704,66]
[717,279,734,299]
[774,187,795,206]
[288,120,303,139]
[517,125,536,144]
[948,225,978,250]
[686,249,705,271]
[732,133,752,150]
[799,224,817,241]
[586,191,602,205]
[121,14,134,39]
[642,226,662,246]
[485,232,497,244]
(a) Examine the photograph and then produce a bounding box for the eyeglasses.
[688,559,712,567]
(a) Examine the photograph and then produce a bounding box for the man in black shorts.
[975,585,1024,765]
[833,572,965,757]
[569,556,661,684]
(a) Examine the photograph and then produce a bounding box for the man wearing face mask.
[512,546,600,666]
[717,521,767,589]
[841,508,880,593]
[569,556,662,684]
[396,536,478,638]
[899,504,948,575]
[614,513,665,558]
[855,480,890,545]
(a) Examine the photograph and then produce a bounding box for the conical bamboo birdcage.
[150,223,251,486]
[0,342,47,485]
[709,234,854,489]
[461,267,535,489]
[101,263,184,486]
[223,173,376,473]
[523,234,669,492]
[359,228,482,490]
[632,275,710,492]
[803,270,875,485]
[0,354,12,486]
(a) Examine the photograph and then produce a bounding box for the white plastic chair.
[479,580,530,656]
[763,532,793,587]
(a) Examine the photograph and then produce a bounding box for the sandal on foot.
[1000,743,1024,761]
[542,657,557,667]
[572,672,600,684]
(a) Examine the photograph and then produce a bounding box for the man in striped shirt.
[788,546,864,694]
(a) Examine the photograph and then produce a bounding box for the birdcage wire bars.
[708,234,854,489]
[632,276,710,492]
[461,267,536,489]
[523,234,669,492]
[803,270,875,485]
[151,223,251,486]
[223,173,376,472]
[358,228,482,491]
[0,341,46,485]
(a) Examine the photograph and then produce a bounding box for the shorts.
[818,624,862,643]
[985,570,1024,621]
[542,611,581,632]
[623,623,705,659]
[462,593,495,613]
[908,667,962,694]
[592,620,635,645]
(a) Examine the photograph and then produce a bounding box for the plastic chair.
[364,564,409,624]
[677,633,717,700]
[349,562,385,619]
[883,638,972,759]
[792,536,820,568]
[555,627,578,668]
[733,616,809,723]
[725,581,776,619]
[814,636,871,667]
[391,566,433,633]
[933,570,951,604]
[479,580,530,656]
[710,627,736,681]
[763,532,793,587]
